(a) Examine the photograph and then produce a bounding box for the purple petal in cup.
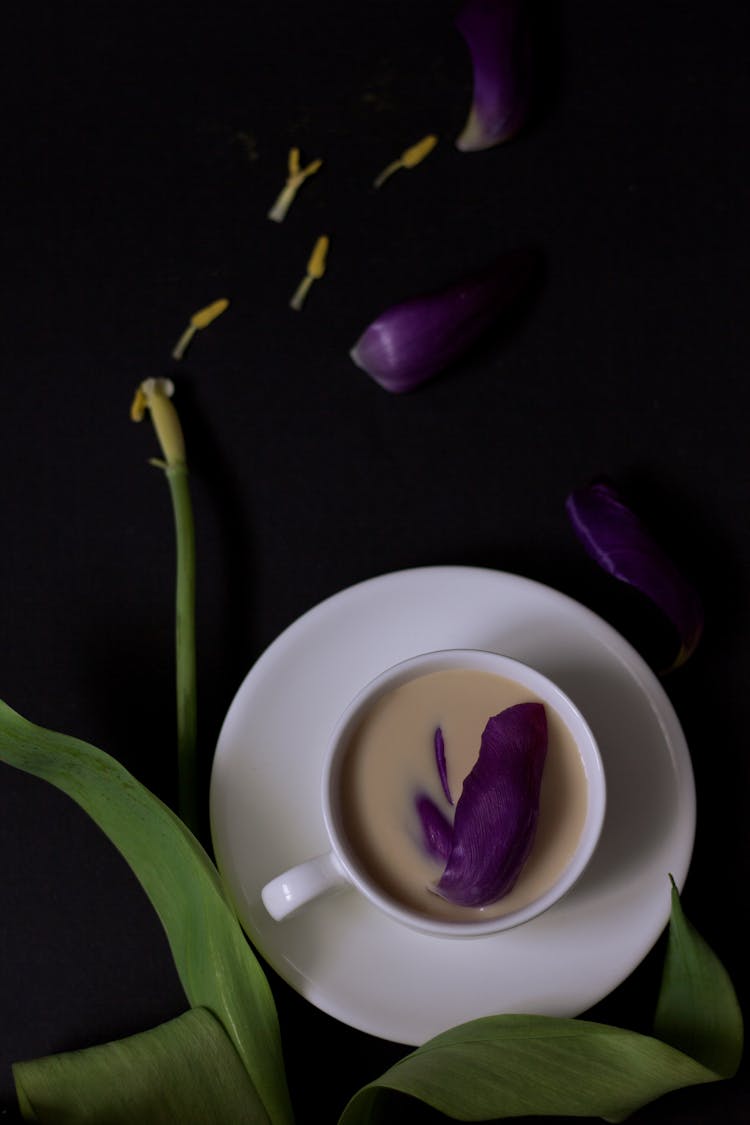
[415,793,453,862]
[350,249,536,393]
[566,479,704,668]
[455,0,533,152]
[434,727,453,805]
[436,702,548,907]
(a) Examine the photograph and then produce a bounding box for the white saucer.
[209,566,695,1046]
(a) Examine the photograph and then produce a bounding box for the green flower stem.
[165,461,198,835]
[131,378,199,835]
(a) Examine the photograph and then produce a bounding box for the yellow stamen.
[268,149,323,222]
[290,235,329,311]
[131,378,186,466]
[373,133,438,189]
[172,298,230,360]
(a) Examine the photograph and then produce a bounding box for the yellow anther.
[303,157,323,178]
[290,235,329,311]
[373,133,438,189]
[401,134,438,168]
[172,298,230,361]
[268,149,324,222]
[190,298,230,330]
[130,386,148,422]
[307,235,329,279]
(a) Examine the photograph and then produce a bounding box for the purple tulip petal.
[415,793,454,862]
[566,480,704,668]
[455,0,532,152]
[350,249,536,393]
[434,727,453,805]
[436,703,547,907]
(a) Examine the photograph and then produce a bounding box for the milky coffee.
[335,668,589,923]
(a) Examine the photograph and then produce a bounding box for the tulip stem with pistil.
[131,379,198,834]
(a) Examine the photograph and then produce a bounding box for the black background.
[1,2,748,1121]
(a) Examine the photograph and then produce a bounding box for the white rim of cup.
[323,649,606,938]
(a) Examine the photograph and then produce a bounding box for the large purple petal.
[415,793,454,862]
[455,0,533,152]
[566,479,704,667]
[436,703,547,907]
[350,250,536,393]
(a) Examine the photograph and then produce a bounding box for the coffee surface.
[337,669,588,922]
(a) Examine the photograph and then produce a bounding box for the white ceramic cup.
[261,649,606,937]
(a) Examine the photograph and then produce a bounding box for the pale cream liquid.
[337,669,588,922]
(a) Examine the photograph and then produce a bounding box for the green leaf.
[339,1016,717,1123]
[0,700,294,1125]
[654,877,743,1076]
[339,886,742,1124]
[13,1007,267,1124]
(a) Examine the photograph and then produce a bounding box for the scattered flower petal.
[566,480,704,668]
[373,134,438,189]
[434,727,453,805]
[415,793,453,862]
[350,248,536,393]
[436,703,547,908]
[268,147,323,223]
[455,0,532,152]
[172,298,230,361]
[290,235,330,311]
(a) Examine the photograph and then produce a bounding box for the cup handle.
[261,851,350,920]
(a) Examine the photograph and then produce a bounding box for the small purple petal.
[415,793,454,862]
[436,703,547,907]
[434,727,453,805]
[455,0,533,152]
[566,479,704,668]
[350,250,536,393]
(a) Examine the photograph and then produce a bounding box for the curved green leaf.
[339,1016,718,1123]
[339,884,742,1124]
[13,1007,266,1124]
[655,879,743,1075]
[0,700,293,1125]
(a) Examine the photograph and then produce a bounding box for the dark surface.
[0,2,747,1121]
